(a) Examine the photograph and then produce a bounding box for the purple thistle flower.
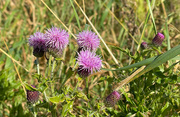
[141,42,148,49]
[152,33,165,46]
[105,91,121,107]
[77,50,102,78]
[26,85,39,104]
[28,32,47,57]
[45,27,69,57]
[76,30,100,51]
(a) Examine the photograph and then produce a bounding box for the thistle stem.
[33,104,37,117]
[36,57,40,75]
[50,59,56,96]
[86,78,89,98]
[36,57,48,102]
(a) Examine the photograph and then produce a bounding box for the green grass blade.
[165,18,170,50]
[99,0,112,27]
[137,9,150,51]
[69,0,81,31]
[103,55,180,71]
[131,44,180,82]
[147,0,157,34]
[114,45,180,90]
[103,57,156,71]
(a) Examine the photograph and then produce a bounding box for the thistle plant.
[45,27,69,57]
[76,30,100,52]
[152,33,165,46]
[28,32,47,57]
[2,1,179,117]
[104,91,121,107]
[77,50,102,78]
[141,42,148,49]
[26,85,39,104]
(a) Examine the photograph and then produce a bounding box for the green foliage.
[0,0,180,116]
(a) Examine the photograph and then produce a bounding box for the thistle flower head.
[45,27,69,57]
[28,32,47,57]
[105,91,121,107]
[152,33,165,46]
[76,30,100,51]
[77,50,102,78]
[26,85,39,104]
[141,42,148,49]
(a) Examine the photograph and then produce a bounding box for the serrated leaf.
[77,91,88,101]
[61,101,74,116]
[24,83,38,91]
[49,94,65,104]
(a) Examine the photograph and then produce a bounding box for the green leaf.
[104,55,180,72]
[131,45,180,83]
[24,83,38,91]
[103,56,156,71]
[66,67,73,79]
[146,0,157,34]
[61,101,74,116]
[112,46,136,59]
[69,0,81,31]
[49,94,65,104]
[161,102,169,113]
[77,91,88,101]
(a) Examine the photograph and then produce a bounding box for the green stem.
[86,78,89,98]
[33,104,37,117]
[36,57,40,75]
[152,46,161,54]
[50,59,56,96]
[72,79,80,95]
[51,59,56,79]
[48,55,52,79]
[36,57,48,102]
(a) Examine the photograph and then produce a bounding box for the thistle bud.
[77,65,91,78]
[152,33,165,46]
[26,85,39,104]
[28,32,47,57]
[104,91,121,107]
[140,42,148,49]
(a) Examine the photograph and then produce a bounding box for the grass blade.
[129,44,180,83]
[69,0,81,31]
[115,44,180,90]
[147,0,157,34]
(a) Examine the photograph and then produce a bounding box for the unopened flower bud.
[104,91,121,107]
[26,85,39,104]
[141,42,148,49]
[152,33,165,46]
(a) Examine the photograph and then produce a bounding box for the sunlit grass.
[0,0,180,116]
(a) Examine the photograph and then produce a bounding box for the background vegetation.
[0,0,180,116]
